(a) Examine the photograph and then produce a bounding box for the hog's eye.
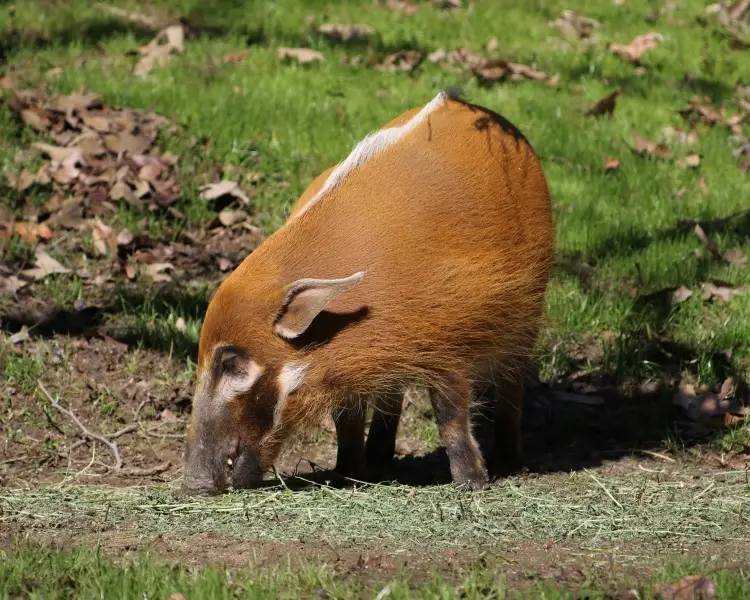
[221,353,239,375]
[214,346,246,378]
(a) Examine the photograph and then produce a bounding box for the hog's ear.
[273,272,365,340]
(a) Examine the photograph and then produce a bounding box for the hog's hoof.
[333,459,369,482]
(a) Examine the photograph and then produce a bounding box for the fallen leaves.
[631,130,670,158]
[700,280,749,302]
[679,97,741,131]
[669,285,694,305]
[374,51,424,73]
[676,153,701,168]
[318,23,374,42]
[693,223,747,268]
[550,10,600,41]
[585,89,622,117]
[20,250,71,280]
[609,32,663,63]
[91,219,118,257]
[132,24,185,77]
[200,180,250,205]
[3,80,178,220]
[475,59,550,84]
[604,157,620,172]
[674,381,746,426]
[144,262,175,283]
[0,222,53,243]
[278,47,325,64]
[653,575,716,600]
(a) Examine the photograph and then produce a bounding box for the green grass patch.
[2,544,750,599]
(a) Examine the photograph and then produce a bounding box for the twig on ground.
[121,462,171,478]
[38,381,124,470]
[638,449,676,463]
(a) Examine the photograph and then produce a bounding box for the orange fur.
[184,92,554,493]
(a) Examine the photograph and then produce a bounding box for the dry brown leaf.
[609,32,662,63]
[10,327,30,344]
[676,153,701,168]
[376,51,424,73]
[631,130,670,158]
[218,257,232,272]
[585,88,622,117]
[134,25,185,77]
[679,98,725,125]
[550,10,600,40]
[20,106,52,132]
[21,250,71,280]
[125,263,137,280]
[723,247,747,268]
[278,47,325,64]
[222,50,249,63]
[200,180,250,204]
[91,219,117,256]
[669,285,693,305]
[46,197,86,230]
[45,93,101,116]
[13,222,53,243]
[217,209,246,227]
[604,157,620,172]
[110,180,138,206]
[700,281,748,302]
[31,142,82,164]
[143,262,174,283]
[12,169,36,192]
[721,376,737,399]
[81,112,111,133]
[475,59,548,83]
[661,126,698,146]
[138,162,165,181]
[653,575,716,600]
[673,384,747,423]
[117,229,134,247]
[103,131,154,156]
[318,23,374,42]
[0,274,28,296]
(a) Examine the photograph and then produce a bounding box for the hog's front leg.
[333,401,366,479]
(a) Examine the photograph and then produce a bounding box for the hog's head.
[181,269,364,494]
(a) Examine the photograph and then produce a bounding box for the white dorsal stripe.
[275,363,308,426]
[293,90,455,219]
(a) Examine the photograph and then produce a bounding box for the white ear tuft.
[273,271,365,340]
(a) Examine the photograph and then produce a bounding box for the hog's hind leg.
[429,373,488,490]
[365,391,404,475]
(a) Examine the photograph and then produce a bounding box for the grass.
[3,471,750,546]
[1,544,750,599]
[1,0,750,596]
